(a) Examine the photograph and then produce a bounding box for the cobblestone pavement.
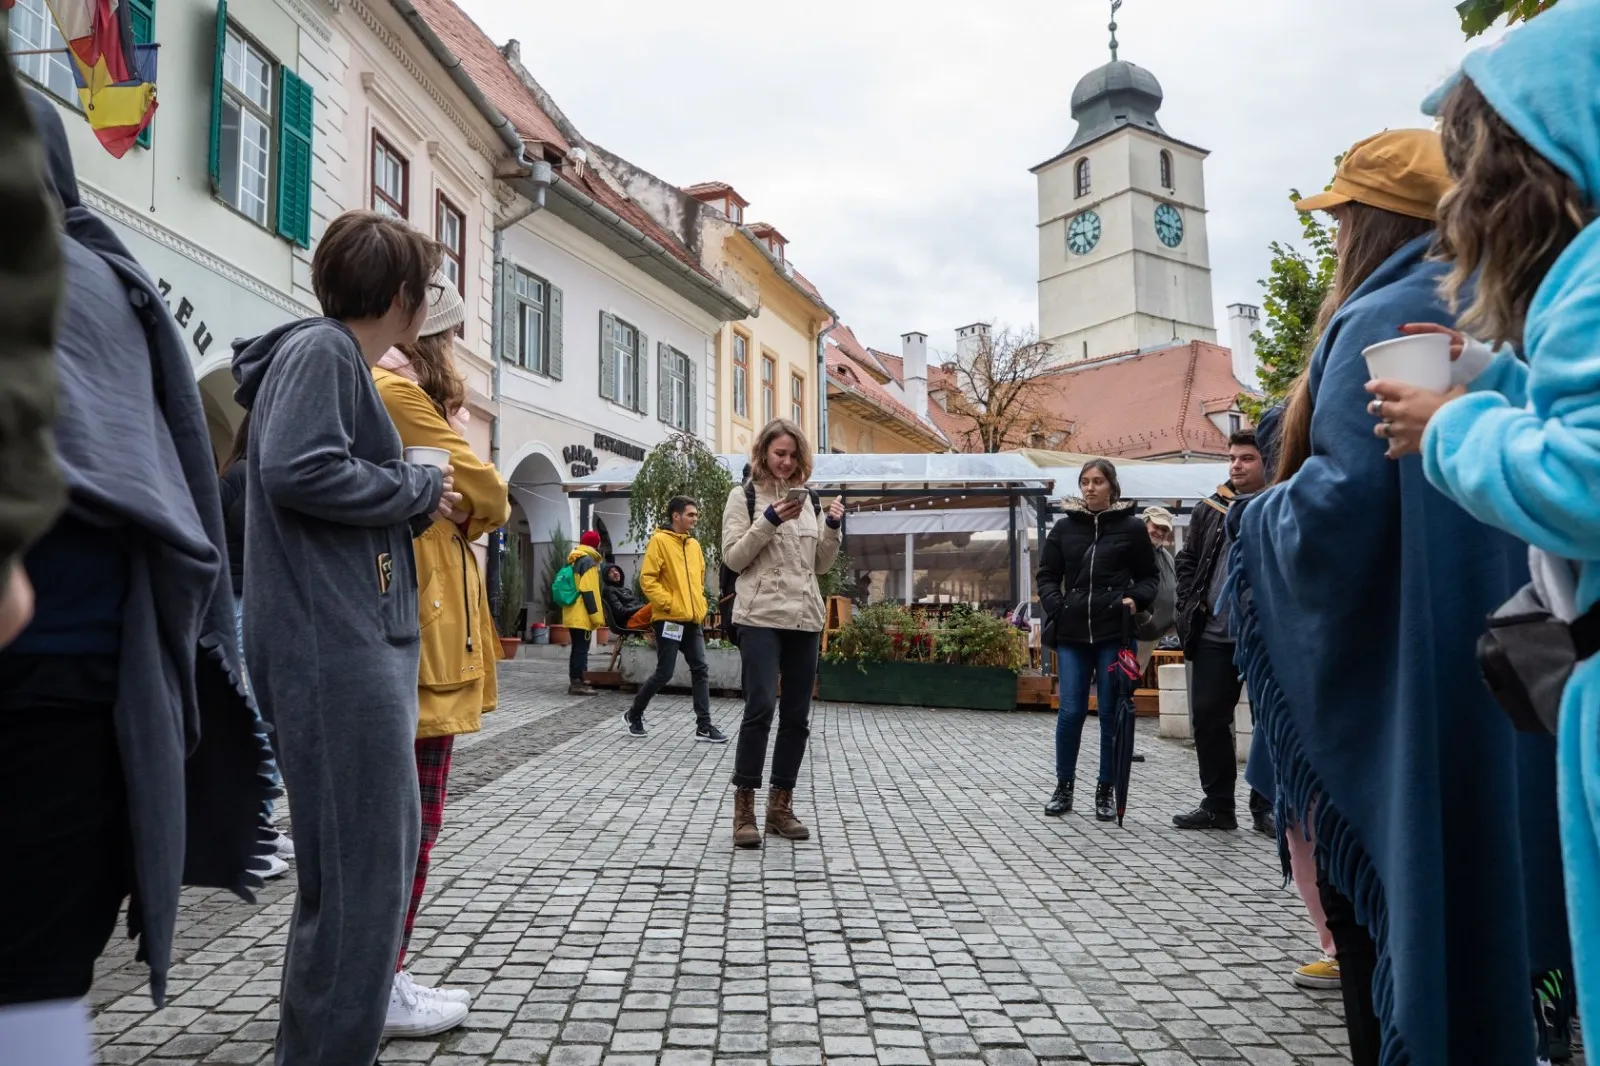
[89,649,1357,1065]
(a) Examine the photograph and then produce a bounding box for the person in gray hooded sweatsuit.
[232,210,453,1066]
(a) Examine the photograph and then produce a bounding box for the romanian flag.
[3,0,158,157]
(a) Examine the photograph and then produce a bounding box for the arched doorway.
[198,364,245,468]
[505,445,572,628]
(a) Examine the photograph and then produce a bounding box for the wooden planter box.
[817,660,1021,712]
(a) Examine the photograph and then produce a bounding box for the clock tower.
[1033,25,1216,364]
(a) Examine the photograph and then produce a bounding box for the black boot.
[1094,782,1115,822]
[1044,779,1074,816]
[1172,803,1238,830]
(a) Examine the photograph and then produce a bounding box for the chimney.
[902,331,928,420]
[501,39,521,64]
[955,322,991,365]
[1227,303,1261,389]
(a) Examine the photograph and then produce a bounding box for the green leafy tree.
[628,431,736,572]
[1458,0,1558,37]
[1240,189,1338,419]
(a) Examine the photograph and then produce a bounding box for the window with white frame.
[371,133,408,219]
[514,268,547,372]
[660,345,693,431]
[436,194,465,296]
[761,355,776,424]
[220,27,275,227]
[613,320,639,410]
[726,199,743,224]
[8,0,77,103]
[731,332,750,419]
[791,372,805,426]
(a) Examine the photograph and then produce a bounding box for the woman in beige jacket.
[721,419,843,848]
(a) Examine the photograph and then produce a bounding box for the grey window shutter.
[657,343,669,423]
[547,284,564,379]
[500,262,519,365]
[687,358,698,434]
[598,312,616,400]
[636,330,649,415]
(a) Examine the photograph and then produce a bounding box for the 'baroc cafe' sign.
[564,433,648,479]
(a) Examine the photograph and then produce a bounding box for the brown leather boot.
[765,788,810,841]
[732,788,761,849]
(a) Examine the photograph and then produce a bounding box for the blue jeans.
[1055,641,1120,784]
[236,600,279,820]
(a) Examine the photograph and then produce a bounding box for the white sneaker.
[396,969,472,1006]
[272,831,295,861]
[383,974,468,1037]
[259,854,290,880]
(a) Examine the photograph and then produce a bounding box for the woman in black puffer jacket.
[1036,458,1159,821]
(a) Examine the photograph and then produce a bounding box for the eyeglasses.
[426,282,445,302]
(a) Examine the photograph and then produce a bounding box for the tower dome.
[1063,59,1167,153]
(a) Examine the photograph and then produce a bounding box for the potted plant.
[819,603,1026,711]
[542,526,573,646]
[495,546,524,660]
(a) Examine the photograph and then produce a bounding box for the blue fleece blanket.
[1229,234,1553,1065]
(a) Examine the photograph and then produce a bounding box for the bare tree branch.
[941,325,1071,453]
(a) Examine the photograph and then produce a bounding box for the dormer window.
[1075,158,1091,198]
[1160,150,1174,190]
[726,199,743,224]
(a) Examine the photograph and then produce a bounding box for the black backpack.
[718,481,818,646]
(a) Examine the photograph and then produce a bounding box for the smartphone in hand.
[784,487,810,505]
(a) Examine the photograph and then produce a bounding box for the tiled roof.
[685,181,748,207]
[872,350,904,384]
[1031,341,1248,459]
[825,325,891,382]
[924,362,974,447]
[404,0,716,283]
[825,346,947,450]
[405,0,568,152]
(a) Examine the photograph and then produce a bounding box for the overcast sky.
[459,0,1500,359]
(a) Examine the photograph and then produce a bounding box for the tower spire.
[1109,0,1122,61]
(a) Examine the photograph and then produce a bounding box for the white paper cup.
[1362,334,1452,392]
[403,446,450,469]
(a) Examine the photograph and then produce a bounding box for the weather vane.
[1109,0,1123,61]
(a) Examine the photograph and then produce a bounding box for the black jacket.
[218,462,246,599]
[1174,483,1236,650]
[601,567,645,633]
[1037,499,1160,647]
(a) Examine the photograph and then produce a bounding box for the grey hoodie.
[233,318,444,667]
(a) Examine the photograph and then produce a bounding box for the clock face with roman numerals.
[1154,202,1184,248]
[1067,211,1101,256]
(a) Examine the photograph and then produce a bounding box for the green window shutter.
[656,343,669,423]
[207,0,227,192]
[130,0,155,149]
[598,312,616,400]
[275,69,314,248]
[686,358,697,435]
[500,262,519,365]
[547,284,563,380]
[635,330,649,416]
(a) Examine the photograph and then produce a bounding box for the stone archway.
[198,366,245,467]
[505,445,572,622]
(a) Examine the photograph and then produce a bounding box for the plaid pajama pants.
[397,734,454,969]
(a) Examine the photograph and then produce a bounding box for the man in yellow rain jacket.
[561,530,606,695]
[624,496,725,743]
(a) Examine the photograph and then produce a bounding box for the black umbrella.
[1107,609,1143,826]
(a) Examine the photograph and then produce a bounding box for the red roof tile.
[406,0,568,152]
[825,346,947,449]
[925,362,979,448]
[685,181,748,207]
[1031,341,1248,459]
[405,0,716,284]
[825,325,891,382]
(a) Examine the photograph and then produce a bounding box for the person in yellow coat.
[561,530,606,695]
[372,274,509,1033]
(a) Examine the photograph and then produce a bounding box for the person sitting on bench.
[601,564,650,635]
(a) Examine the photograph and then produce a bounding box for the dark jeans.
[1188,640,1269,816]
[569,628,591,682]
[1055,641,1119,783]
[0,656,129,1005]
[733,627,819,790]
[1319,874,1380,1066]
[629,621,709,723]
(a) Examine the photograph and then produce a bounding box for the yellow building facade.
[682,186,831,457]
